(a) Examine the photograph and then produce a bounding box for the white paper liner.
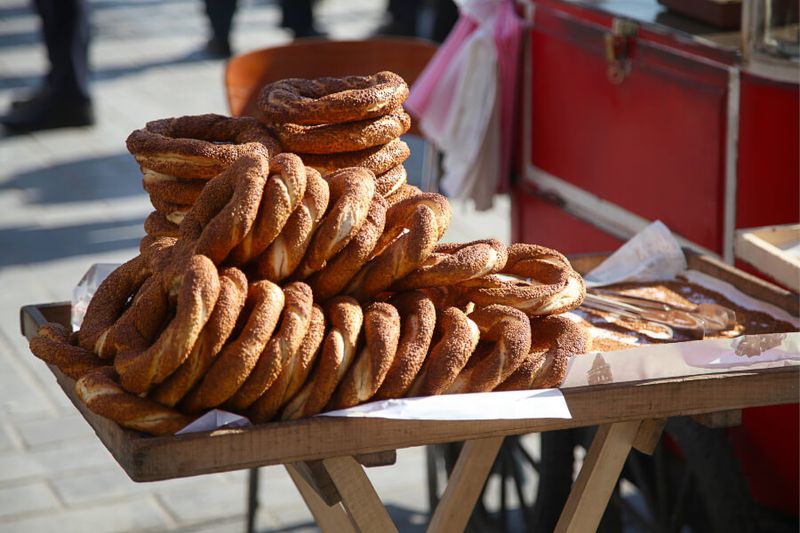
[319,389,572,421]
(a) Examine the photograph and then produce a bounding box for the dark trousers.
[279,0,313,32]
[204,0,238,44]
[34,0,91,101]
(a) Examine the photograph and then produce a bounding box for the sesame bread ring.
[293,167,376,279]
[406,307,480,397]
[328,302,400,410]
[254,167,330,282]
[344,193,451,302]
[143,175,206,206]
[299,138,410,176]
[76,367,194,436]
[386,183,421,206]
[496,315,587,391]
[280,296,363,420]
[247,303,325,423]
[306,194,387,302]
[258,71,409,125]
[391,239,508,292]
[458,244,586,316]
[373,291,437,400]
[78,253,153,355]
[375,164,407,197]
[149,195,192,219]
[29,323,104,380]
[271,109,411,154]
[227,153,307,265]
[150,267,248,407]
[227,282,314,411]
[180,151,269,265]
[114,255,221,394]
[446,305,532,393]
[126,114,280,180]
[144,211,180,238]
[180,280,285,413]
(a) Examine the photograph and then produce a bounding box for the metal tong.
[582,288,738,340]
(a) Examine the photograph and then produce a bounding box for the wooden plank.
[285,464,357,533]
[39,359,798,481]
[554,420,642,533]
[692,409,742,428]
[632,418,666,455]
[735,225,800,291]
[355,449,397,468]
[321,455,399,533]
[290,461,342,506]
[427,436,504,533]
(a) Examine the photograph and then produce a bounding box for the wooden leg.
[554,420,642,533]
[321,455,399,533]
[245,468,259,533]
[427,436,505,533]
[286,463,357,533]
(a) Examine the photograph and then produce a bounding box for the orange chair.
[224,37,440,191]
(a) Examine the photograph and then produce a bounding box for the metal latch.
[604,18,639,84]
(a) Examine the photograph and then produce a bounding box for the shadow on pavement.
[0,216,144,267]
[263,504,430,533]
[1,152,143,204]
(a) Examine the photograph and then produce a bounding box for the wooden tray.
[19,250,799,482]
[735,224,800,291]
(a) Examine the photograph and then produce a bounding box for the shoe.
[205,36,232,59]
[1,96,95,133]
[374,19,416,37]
[10,88,49,111]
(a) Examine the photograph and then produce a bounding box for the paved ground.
[0,1,514,531]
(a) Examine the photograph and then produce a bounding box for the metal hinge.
[605,18,639,84]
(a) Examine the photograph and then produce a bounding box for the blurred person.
[203,0,324,59]
[375,0,457,42]
[1,0,94,132]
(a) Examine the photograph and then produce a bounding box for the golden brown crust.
[180,151,269,265]
[149,268,248,407]
[280,296,363,420]
[457,243,586,316]
[306,194,387,301]
[496,315,587,391]
[271,109,411,154]
[374,164,407,197]
[126,114,279,180]
[247,303,325,423]
[254,167,329,282]
[298,138,410,176]
[391,239,508,291]
[148,195,191,218]
[257,71,409,125]
[76,367,194,436]
[328,302,401,410]
[143,175,206,206]
[114,255,221,394]
[29,323,104,380]
[78,254,152,354]
[446,305,532,393]
[373,291,437,400]
[179,280,285,413]
[407,307,480,397]
[226,282,314,411]
[227,153,307,265]
[385,183,421,206]
[293,167,375,279]
[143,211,180,238]
[344,193,451,302]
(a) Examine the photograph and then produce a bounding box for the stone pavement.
[0,0,516,531]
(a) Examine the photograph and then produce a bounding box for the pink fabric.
[406,0,525,199]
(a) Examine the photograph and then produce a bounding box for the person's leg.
[280,0,323,38]
[204,0,237,57]
[2,0,94,131]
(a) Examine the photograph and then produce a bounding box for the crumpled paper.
[582,220,686,288]
[175,410,251,435]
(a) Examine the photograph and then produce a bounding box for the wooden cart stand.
[19,252,799,533]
